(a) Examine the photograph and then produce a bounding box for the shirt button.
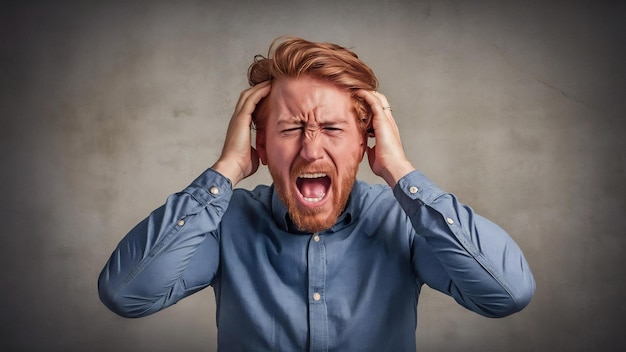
[446,217,454,225]
[313,234,320,242]
[209,186,220,195]
[177,219,185,226]
[313,292,321,301]
[409,186,419,194]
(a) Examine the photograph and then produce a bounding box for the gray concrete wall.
[1,0,624,351]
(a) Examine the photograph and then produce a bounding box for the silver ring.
[382,105,392,111]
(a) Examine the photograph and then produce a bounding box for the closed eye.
[323,126,343,135]
[280,127,304,136]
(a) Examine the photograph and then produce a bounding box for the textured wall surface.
[1,1,624,351]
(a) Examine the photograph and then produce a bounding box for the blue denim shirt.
[99,168,535,351]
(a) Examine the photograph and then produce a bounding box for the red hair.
[248,37,378,132]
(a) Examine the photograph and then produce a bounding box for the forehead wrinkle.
[270,77,354,127]
[275,104,349,128]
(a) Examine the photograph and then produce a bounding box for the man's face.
[257,76,366,233]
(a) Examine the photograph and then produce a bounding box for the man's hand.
[355,90,415,188]
[212,81,271,186]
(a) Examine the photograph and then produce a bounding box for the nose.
[299,129,324,162]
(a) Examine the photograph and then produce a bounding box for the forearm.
[395,170,535,317]
[98,168,231,317]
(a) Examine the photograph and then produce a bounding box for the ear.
[256,129,268,165]
[359,130,368,162]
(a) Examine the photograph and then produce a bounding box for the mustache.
[290,159,336,179]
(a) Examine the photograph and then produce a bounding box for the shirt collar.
[270,182,361,234]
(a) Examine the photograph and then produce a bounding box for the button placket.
[307,233,328,350]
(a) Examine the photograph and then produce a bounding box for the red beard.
[269,158,358,233]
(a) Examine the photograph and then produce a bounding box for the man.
[99,37,535,351]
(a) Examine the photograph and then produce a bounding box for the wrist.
[211,159,244,186]
[382,161,415,188]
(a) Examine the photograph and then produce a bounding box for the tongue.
[297,178,329,198]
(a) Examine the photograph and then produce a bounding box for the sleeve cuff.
[393,170,446,206]
[182,168,233,206]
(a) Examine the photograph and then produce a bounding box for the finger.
[356,90,390,110]
[357,90,395,128]
[355,89,384,112]
[372,91,391,111]
[235,81,270,112]
[224,84,269,148]
[235,81,271,115]
[371,92,396,129]
[356,90,399,133]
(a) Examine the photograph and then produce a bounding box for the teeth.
[297,173,328,203]
[299,173,327,178]
[303,195,325,203]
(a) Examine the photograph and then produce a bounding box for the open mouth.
[296,173,331,203]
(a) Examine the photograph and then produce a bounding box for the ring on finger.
[382,105,392,111]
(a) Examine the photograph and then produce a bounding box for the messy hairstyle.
[248,36,379,132]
